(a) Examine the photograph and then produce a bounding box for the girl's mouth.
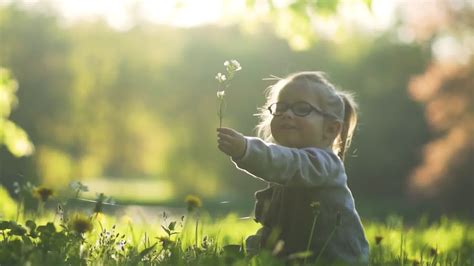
[280,124,297,130]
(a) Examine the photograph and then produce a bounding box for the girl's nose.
[281,108,295,118]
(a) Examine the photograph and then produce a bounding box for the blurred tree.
[0,67,34,157]
[243,0,372,50]
[0,3,72,188]
[404,0,474,215]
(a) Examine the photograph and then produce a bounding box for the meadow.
[1,184,473,266]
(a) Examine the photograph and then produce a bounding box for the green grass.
[1,185,474,265]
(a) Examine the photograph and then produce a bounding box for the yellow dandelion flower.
[33,187,54,202]
[70,213,93,234]
[185,194,202,212]
[375,235,383,245]
[429,247,438,257]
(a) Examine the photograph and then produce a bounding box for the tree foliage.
[0,67,34,157]
[404,0,474,214]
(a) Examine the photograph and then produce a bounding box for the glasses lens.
[292,102,313,116]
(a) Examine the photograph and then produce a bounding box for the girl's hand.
[217,127,246,159]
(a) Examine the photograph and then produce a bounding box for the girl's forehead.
[278,82,323,105]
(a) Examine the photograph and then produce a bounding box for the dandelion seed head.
[70,181,88,192]
[310,201,321,215]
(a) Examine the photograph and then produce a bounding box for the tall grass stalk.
[128,221,137,247]
[420,244,427,264]
[400,227,405,266]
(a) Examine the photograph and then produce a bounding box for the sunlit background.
[0,0,473,219]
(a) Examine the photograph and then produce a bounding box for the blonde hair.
[255,71,358,161]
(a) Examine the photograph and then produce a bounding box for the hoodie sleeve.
[231,137,346,187]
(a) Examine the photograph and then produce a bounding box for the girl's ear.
[323,120,342,142]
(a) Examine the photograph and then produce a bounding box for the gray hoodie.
[232,137,369,264]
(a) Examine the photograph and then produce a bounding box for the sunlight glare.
[52,0,243,30]
[0,0,398,33]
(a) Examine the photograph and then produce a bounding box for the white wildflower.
[230,60,242,71]
[215,72,226,83]
[217,91,225,99]
[224,60,242,72]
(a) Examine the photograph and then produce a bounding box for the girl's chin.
[275,138,301,148]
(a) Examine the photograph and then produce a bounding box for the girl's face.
[270,83,328,148]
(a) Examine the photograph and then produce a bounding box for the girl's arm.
[217,127,346,187]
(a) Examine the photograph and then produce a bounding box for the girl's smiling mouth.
[280,124,297,130]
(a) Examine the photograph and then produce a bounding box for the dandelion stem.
[16,197,22,222]
[304,212,320,265]
[314,226,337,265]
[95,215,104,232]
[36,201,44,220]
[195,217,199,248]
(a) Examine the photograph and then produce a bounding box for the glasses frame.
[267,101,334,118]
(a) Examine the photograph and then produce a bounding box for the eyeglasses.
[267,101,332,117]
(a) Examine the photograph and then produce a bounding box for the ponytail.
[336,92,358,161]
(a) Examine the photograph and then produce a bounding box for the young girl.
[217,71,369,264]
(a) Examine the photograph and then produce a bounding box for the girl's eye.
[293,103,312,115]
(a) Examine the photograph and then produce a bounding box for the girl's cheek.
[270,118,277,131]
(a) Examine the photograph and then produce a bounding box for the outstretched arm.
[216,127,345,187]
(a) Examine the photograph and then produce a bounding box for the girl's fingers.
[218,139,231,146]
[217,127,238,136]
[218,133,235,142]
[218,144,232,155]
[218,133,241,145]
[217,138,232,147]
[217,128,243,157]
